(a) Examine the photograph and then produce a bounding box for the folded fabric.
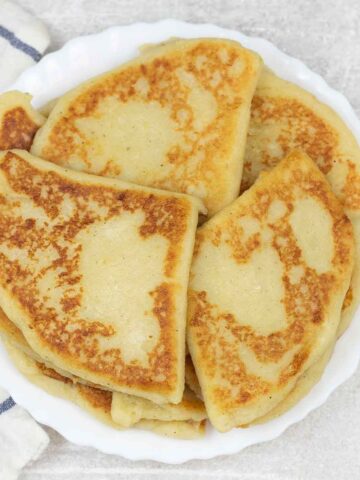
[0,387,49,480]
[0,0,50,90]
[0,2,50,478]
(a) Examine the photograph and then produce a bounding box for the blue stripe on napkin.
[0,25,41,62]
[0,396,15,415]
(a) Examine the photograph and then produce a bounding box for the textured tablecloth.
[14,0,360,478]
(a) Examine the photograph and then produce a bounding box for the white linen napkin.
[0,387,49,480]
[0,1,50,478]
[0,0,50,90]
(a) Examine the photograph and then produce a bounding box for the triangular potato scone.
[31,38,262,216]
[0,149,203,404]
[5,344,206,439]
[187,150,354,431]
[243,69,360,334]
[0,91,45,150]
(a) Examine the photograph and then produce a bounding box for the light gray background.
[14,0,360,478]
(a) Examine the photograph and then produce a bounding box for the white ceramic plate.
[1,19,360,464]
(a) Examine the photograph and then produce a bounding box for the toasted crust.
[188,150,354,431]
[0,91,45,151]
[31,38,262,216]
[0,149,203,403]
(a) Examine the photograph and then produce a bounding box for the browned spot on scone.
[0,107,39,150]
[342,286,353,311]
[77,384,112,412]
[343,162,360,211]
[37,362,73,384]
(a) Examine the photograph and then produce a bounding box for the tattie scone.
[0,149,203,404]
[31,38,262,216]
[188,150,354,431]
